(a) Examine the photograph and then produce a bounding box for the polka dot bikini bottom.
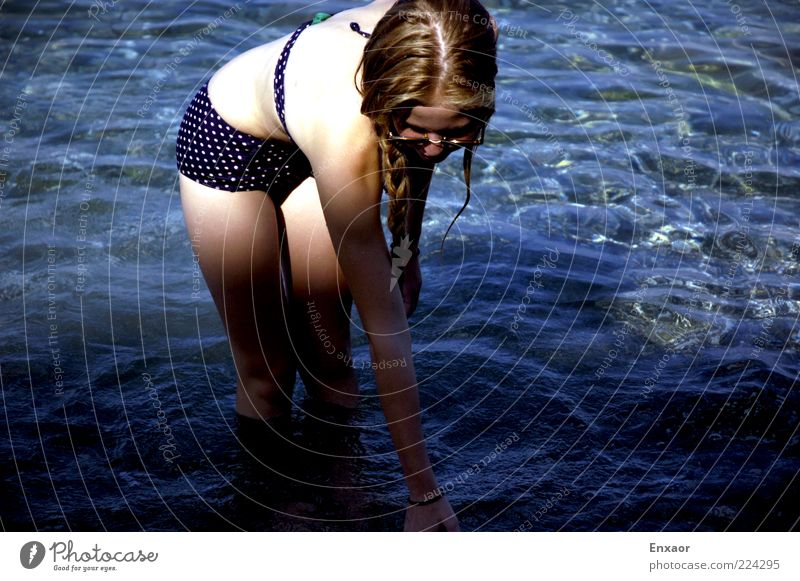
[175,80,312,205]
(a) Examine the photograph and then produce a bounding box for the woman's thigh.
[282,177,360,407]
[179,174,298,411]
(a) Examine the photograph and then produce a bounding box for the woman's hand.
[404,497,460,531]
[399,253,422,318]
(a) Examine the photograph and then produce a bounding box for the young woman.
[176,0,497,531]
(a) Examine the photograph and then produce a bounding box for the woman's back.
[206,1,395,149]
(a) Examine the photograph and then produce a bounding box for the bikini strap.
[273,20,314,138]
[273,13,371,138]
[350,22,372,38]
[312,10,371,37]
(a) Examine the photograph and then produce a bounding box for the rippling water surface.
[1,0,798,531]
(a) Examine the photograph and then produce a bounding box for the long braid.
[382,135,411,247]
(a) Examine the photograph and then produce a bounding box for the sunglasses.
[387,125,485,150]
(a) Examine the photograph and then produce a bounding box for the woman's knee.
[232,346,297,409]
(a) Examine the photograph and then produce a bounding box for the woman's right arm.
[304,130,444,507]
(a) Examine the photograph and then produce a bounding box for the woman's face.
[395,105,480,164]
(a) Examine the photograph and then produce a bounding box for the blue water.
[1,0,799,531]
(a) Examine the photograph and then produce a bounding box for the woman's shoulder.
[284,4,393,159]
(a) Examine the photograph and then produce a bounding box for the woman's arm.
[306,135,438,500]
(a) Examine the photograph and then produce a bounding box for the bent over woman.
[176,0,497,531]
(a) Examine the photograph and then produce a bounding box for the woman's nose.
[422,133,445,156]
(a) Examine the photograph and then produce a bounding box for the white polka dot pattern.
[175,81,312,202]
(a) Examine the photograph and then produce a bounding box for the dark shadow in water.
[225,399,390,531]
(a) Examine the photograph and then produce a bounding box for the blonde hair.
[356,0,497,256]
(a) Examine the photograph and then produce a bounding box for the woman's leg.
[281,178,361,410]
[179,174,297,420]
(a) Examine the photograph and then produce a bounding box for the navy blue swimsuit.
[175,12,371,205]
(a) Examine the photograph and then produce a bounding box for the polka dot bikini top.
[273,11,372,141]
